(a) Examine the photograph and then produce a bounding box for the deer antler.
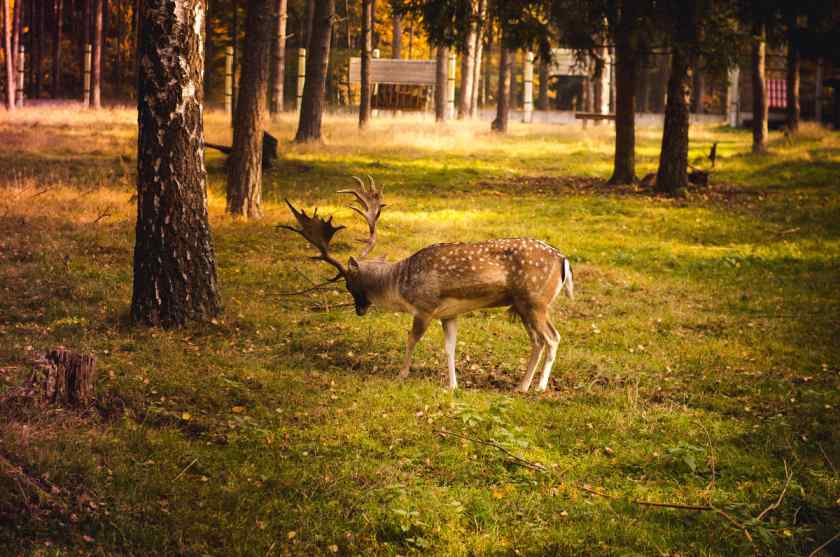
[338,175,386,258]
[279,199,347,279]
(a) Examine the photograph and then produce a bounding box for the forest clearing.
[1,108,838,555]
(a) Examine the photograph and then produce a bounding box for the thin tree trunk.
[358,0,371,128]
[786,27,800,133]
[294,0,333,142]
[35,0,43,96]
[270,0,287,114]
[134,0,220,326]
[483,20,492,104]
[2,0,13,109]
[407,17,413,58]
[608,17,637,185]
[343,0,350,48]
[491,44,511,133]
[51,0,61,96]
[82,0,89,83]
[691,63,704,113]
[91,0,102,107]
[655,48,691,195]
[391,13,400,58]
[303,0,314,48]
[469,0,485,116]
[751,21,767,154]
[11,0,20,79]
[232,0,239,123]
[457,0,477,119]
[434,45,445,122]
[227,0,272,218]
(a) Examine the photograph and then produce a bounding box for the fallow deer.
[281,176,574,392]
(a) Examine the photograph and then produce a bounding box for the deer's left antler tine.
[280,198,348,278]
[337,175,386,258]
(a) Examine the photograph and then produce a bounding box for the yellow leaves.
[231,406,245,414]
[287,531,297,540]
[181,412,192,421]
[328,544,339,553]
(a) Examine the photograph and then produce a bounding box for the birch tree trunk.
[227,0,272,218]
[133,0,220,326]
[457,0,477,119]
[294,0,333,141]
[468,0,485,117]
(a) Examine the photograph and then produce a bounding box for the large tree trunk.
[608,21,637,184]
[51,0,61,97]
[294,0,333,141]
[457,0,477,119]
[751,22,767,154]
[391,13,400,58]
[227,0,272,218]
[537,57,549,110]
[655,48,691,195]
[786,28,800,133]
[491,44,511,133]
[270,0,287,114]
[2,0,13,110]
[134,0,220,327]
[91,0,102,107]
[303,0,314,48]
[358,0,371,128]
[434,45,445,122]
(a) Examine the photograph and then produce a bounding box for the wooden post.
[447,50,455,120]
[523,51,534,123]
[83,43,92,106]
[372,47,379,117]
[16,45,24,107]
[726,66,740,127]
[815,58,823,125]
[225,45,233,114]
[296,47,305,111]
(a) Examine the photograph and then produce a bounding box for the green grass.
[1,109,838,556]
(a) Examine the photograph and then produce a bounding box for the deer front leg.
[399,315,430,378]
[442,318,458,389]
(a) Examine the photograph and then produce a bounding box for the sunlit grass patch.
[1,107,838,556]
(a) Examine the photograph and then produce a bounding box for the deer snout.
[355,305,368,316]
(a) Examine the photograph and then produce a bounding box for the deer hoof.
[398,368,410,379]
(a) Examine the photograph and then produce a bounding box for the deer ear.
[348,256,360,272]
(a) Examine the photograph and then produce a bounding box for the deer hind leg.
[537,320,560,392]
[399,315,430,379]
[442,318,458,390]
[516,306,547,392]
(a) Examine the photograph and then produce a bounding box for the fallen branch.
[756,460,792,522]
[808,531,840,557]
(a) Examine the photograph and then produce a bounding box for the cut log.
[205,131,278,169]
[28,348,97,407]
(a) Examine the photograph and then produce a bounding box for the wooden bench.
[574,112,616,128]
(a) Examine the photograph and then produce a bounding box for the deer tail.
[561,257,574,300]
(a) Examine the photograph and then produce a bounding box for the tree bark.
[303,0,314,48]
[293,0,333,142]
[457,0,477,119]
[2,0,13,109]
[34,0,44,96]
[537,57,549,110]
[434,45,445,122]
[751,22,767,154]
[270,0,287,114]
[691,64,704,113]
[491,44,511,133]
[358,0,371,128]
[11,0,20,81]
[655,48,691,195]
[786,28,800,133]
[91,0,102,107]
[227,0,272,218]
[134,0,220,327]
[391,13,400,58]
[51,0,62,97]
[469,0,485,116]
[82,0,90,84]
[608,19,637,184]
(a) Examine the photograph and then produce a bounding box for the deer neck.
[357,260,413,313]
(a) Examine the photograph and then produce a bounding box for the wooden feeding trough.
[348,58,436,111]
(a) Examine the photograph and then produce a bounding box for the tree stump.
[28,348,97,407]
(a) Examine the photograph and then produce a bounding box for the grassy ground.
[1,108,838,556]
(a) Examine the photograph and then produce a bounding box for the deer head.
[281,175,385,316]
